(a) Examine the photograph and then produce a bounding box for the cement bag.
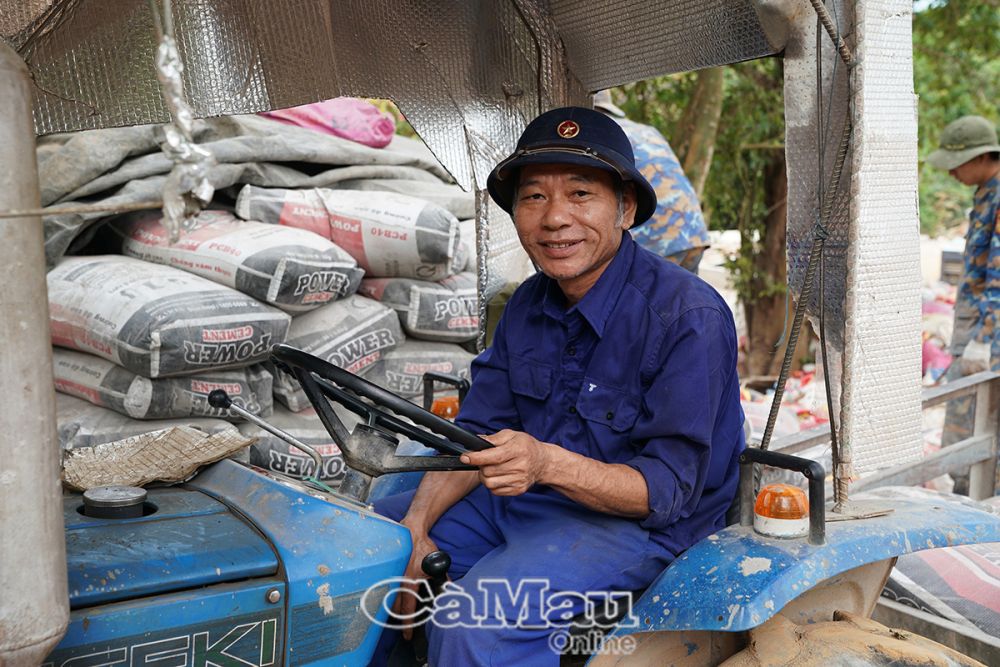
[244,404,362,482]
[48,255,291,377]
[56,393,237,452]
[272,295,405,411]
[365,341,475,398]
[459,219,477,271]
[53,348,272,421]
[235,185,462,280]
[116,210,363,313]
[358,272,478,342]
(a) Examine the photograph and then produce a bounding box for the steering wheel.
[270,344,492,457]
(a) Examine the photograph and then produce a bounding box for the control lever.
[421,550,452,597]
[409,550,452,662]
[208,389,328,486]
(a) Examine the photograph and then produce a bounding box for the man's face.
[513,163,636,304]
[949,154,989,186]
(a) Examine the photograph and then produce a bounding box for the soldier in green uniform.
[928,115,1000,494]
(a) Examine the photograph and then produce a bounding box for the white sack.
[48,255,291,377]
[236,185,462,280]
[53,348,272,421]
[359,272,478,342]
[116,209,363,312]
[272,295,405,411]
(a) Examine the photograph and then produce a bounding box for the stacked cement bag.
[114,210,363,312]
[358,272,478,343]
[56,393,238,452]
[243,404,361,482]
[365,341,475,398]
[235,185,463,280]
[271,295,405,411]
[53,349,272,421]
[48,255,291,377]
[459,219,477,271]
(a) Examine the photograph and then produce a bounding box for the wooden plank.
[969,380,1000,500]
[852,435,994,493]
[771,426,831,455]
[920,371,1000,409]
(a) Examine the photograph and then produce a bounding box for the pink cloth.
[921,300,952,316]
[922,338,952,379]
[262,98,396,148]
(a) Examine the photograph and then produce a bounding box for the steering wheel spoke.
[271,344,492,483]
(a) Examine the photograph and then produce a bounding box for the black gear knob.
[207,389,232,409]
[421,550,451,596]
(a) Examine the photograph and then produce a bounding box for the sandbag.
[53,348,272,421]
[115,210,363,312]
[48,255,291,377]
[235,185,462,280]
[56,393,238,452]
[359,272,478,342]
[272,295,405,411]
[244,405,361,482]
[365,341,475,398]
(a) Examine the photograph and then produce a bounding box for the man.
[928,115,1000,494]
[376,107,744,665]
[593,90,711,273]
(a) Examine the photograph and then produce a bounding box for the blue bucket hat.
[487,106,657,226]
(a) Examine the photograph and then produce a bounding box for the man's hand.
[460,429,554,496]
[394,520,442,640]
[960,340,991,376]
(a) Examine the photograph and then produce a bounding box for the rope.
[0,201,163,220]
[759,113,852,453]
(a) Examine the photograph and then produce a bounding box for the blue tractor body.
[46,460,410,667]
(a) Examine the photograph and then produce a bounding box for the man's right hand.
[394,520,443,640]
[389,469,479,639]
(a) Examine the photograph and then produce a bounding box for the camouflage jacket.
[615,117,710,257]
[960,174,1000,369]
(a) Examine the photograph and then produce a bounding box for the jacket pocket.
[576,379,640,432]
[509,356,553,400]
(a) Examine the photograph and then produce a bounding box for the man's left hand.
[460,429,555,496]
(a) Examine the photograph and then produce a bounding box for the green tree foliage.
[614,58,786,305]
[914,0,999,234]
[614,61,790,374]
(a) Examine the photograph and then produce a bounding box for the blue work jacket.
[457,233,745,559]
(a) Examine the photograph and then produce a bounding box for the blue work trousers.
[373,485,669,666]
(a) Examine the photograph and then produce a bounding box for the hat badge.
[557,120,580,139]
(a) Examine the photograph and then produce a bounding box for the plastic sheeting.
[1,1,787,188]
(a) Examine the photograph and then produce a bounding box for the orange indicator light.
[753,483,809,538]
[431,396,461,420]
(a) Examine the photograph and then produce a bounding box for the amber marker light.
[430,396,461,420]
[753,483,809,538]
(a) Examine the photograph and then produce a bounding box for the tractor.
[1,1,998,665]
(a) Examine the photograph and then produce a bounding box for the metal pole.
[0,43,69,663]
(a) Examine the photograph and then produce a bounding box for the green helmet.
[927,115,1000,171]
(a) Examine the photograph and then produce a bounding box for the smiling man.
[375,107,744,665]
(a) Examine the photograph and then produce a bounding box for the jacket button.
[567,346,576,356]
[569,406,577,414]
[606,411,614,420]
